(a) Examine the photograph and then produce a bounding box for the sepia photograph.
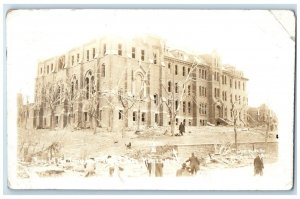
[5,9,295,190]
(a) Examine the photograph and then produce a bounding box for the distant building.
[247,104,278,131]
[19,35,248,130]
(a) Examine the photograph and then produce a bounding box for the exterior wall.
[27,35,249,131]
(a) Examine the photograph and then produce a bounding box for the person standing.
[84,158,96,177]
[186,152,200,175]
[254,153,264,176]
[179,122,184,136]
[106,155,115,177]
[155,158,164,177]
[176,163,191,177]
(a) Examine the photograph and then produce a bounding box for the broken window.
[141,49,145,61]
[141,112,145,122]
[119,110,123,120]
[103,44,106,55]
[132,47,136,58]
[92,48,96,59]
[118,44,122,56]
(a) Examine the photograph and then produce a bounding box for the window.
[71,56,74,65]
[168,81,171,92]
[183,67,186,76]
[168,63,171,73]
[153,53,157,64]
[141,50,145,61]
[87,50,89,61]
[199,86,201,96]
[243,82,245,91]
[230,94,233,102]
[188,102,191,113]
[77,53,80,63]
[175,100,178,110]
[155,113,158,123]
[176,118,178,125]
[175,83,178,93]
[204,104,207,115]
[55,116,59,127]
[217,72,219,81]
[118,44,122,56]
[132,47,136,58]
[103,44,106,55]
[51,64,53,71]
[189,120,192,126]
[188,85,191,95]
[141,112,145,122]
[204,87,207,97]
[183,102,186,113]
[175,65,178,75]
[204,70,207,79]
[92,48,96,59]
[188,67,190,74]
[238,81,240,89]
[230,79,232,88]
[199,104,202,114]
[235,80,237,89]
[153,94,158,104]
[133,112,136,121]
[119,110,123,120]
[40,67,43,74]
[101,64,105,77]
[85,78,89,99]
[84,112,88,122]
[47,65,49,74]
[199,69,201,78]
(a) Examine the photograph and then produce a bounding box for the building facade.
[21,35,248,131]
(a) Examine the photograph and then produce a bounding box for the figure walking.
[254,153,264,176]
[179,122,184,136]
[186,152,200,175]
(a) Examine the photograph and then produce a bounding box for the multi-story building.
[21,35,248,131]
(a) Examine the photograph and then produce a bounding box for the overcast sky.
[6,9,295,114]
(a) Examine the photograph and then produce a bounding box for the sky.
[6,9,295,112]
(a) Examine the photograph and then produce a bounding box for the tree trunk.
[234,125,237,152]
[234,118,238,152]
[51,110,55,129]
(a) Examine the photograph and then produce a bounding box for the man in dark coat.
[254,153,264,176]
[179,122,184,136]
[186,152,200,175]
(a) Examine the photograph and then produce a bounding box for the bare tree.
[162,60,199,136]
[43,81,63,129]
[230,98,246,152]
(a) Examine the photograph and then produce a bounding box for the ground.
[12,125,286,190]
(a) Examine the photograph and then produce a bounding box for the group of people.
[83,151,265,178]
[144,158,164,177]
[176,152,201,177]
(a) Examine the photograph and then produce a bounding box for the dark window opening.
[103,44,106,55]
[132,47,136,58]
[141,50,145,61]
[118,44,122,56]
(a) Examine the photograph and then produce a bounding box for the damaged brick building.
[18,35,249,130]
